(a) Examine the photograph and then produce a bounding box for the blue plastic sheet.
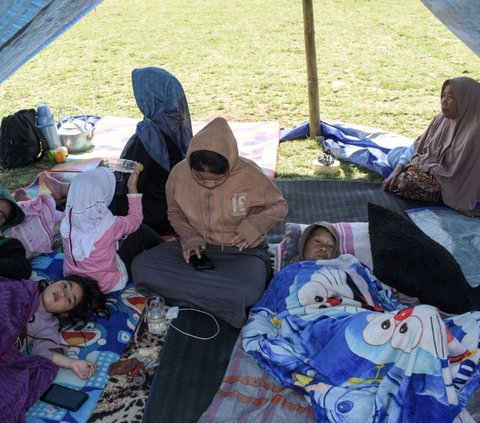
[280,120,411,178]
[406,206,480,288]
[0,0,102,84]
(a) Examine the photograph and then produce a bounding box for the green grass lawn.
[0,0,478,190]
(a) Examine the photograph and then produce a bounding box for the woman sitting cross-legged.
[132,117,288,328]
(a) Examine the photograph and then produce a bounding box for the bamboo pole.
[302,0,321,139]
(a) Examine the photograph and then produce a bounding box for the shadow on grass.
[0,157,53,191]
[275,162,383,183]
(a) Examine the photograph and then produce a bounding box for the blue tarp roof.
[0,0,102,85]
[420,0,480,58]
[0,1,477,86]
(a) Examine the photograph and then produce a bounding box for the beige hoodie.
[166,117,288,251]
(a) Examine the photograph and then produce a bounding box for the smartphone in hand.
[40,383,89,411]
[189,253,215,270]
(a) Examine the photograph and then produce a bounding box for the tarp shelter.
[420,0,480,57]
[0,0,101,84]
[1,2,480,422]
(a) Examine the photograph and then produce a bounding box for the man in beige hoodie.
[132,117,288,328]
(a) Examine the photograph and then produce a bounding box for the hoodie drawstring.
[220,187,224,250]
[197,187,207,242]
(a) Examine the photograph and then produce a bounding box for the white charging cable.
[167,307,220,340]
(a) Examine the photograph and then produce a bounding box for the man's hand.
[183,245,204,263]
[231,233,249,252]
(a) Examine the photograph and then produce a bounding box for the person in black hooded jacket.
[0,187,31,279]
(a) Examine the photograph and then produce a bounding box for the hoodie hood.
[297,221,340,260]
[0,187,24,231]
[186,117,239,171]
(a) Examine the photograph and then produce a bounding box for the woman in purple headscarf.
[382,77,480,217]
[110,67,193,234]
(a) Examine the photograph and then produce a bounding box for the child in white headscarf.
[61,167,159,293]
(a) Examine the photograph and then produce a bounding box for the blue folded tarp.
[281,120,413,178]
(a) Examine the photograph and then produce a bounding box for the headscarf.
[412,77,480,210]
[296,221,340,261]
[121,67,192,171]
[60,167,116,262]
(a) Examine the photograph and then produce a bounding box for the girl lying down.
[0,275,110,421]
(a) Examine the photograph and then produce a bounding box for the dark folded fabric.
[143,309,240,423]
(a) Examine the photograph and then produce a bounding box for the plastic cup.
[146,296,166,334]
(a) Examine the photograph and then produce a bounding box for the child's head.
[0,187,24,230]
[40,274,110,319]
[61,168,116,262]
[65,167,116,211]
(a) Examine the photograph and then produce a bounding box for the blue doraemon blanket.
[243,255,480,422]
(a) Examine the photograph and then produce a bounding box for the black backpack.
[0,109,49,169]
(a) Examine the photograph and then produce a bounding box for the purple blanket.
[0,278,58,423]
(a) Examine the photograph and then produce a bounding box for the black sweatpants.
[118,223,162,278]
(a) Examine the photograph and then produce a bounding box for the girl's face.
[441,84,458,119]
[41,280,84,315]
[191,170,228,189]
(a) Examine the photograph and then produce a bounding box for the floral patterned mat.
[88,312,166,423]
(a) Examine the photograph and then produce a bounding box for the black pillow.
[368,203,476,314]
